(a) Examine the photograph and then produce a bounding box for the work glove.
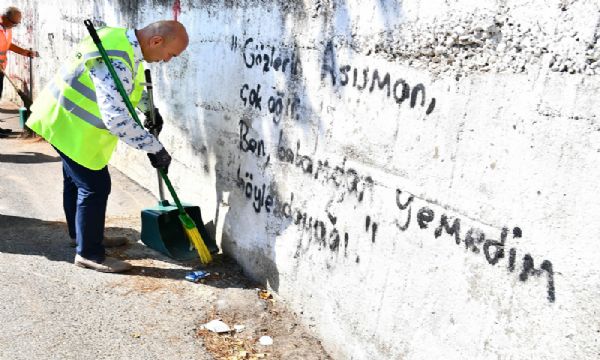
[25,50,39,58]
[143,107,163,136]
[147,147,171,174]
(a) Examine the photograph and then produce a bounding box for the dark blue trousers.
[0,71,4,98]
[54,147,111,262]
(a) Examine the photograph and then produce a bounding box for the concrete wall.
[7,0,600,358]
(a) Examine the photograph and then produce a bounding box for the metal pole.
[28,48,32,98]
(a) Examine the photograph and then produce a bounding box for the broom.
[84,20,212,264]
[0,65,33,109]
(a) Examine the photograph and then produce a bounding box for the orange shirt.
[0,25,13,69]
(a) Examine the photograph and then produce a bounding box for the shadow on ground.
[0,214,258,290]
[0,152,61,164]
[128,255,259,290]
[0,214,76,263]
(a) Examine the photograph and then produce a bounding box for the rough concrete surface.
[0,101,330,360]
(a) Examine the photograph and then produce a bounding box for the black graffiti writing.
[267,92,284,124]
[365,216,378,243]
[290,207,350,259]
[464,228,485,254]
[395,189,414,231]
[231,35,238,51]
[236,167,274,213]
[508,248,517,272]
[322,41,436,115]
[240,83,303,125]
[540,260,555,303]
[236,166,380,260]
[242,37,302,76]
[417,207,435,229]
[240,83,262,110]
[268,90,301,124]
[277,131,374,202]
[239,119,270,165]
[482,227,507,266]
[518,255,556,303]
[247,184,350,257]
[434,214,461,245]
[277,130,313,174]
[395,188,555,303]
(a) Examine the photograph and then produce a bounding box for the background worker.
[0,6,38,136]
[27,20,188,273]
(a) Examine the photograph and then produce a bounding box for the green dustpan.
[139,70,218,260]
[141,200,218,260]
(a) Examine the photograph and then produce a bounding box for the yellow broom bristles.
[183,226,212,264]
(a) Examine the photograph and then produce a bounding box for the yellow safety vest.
[27,27,145,170]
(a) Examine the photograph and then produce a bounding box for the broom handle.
[0,65,32,108]
[142,70,166,202]
[84,19,186,215]
[0,66,23,93]
[29,49,33,97]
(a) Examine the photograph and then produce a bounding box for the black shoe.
[0,127,12,134]
[0,132,7,138]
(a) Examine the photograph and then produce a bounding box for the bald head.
[136,20,189,63]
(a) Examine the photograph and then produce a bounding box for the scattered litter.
[197,326,271,360]
[185,270,210,282]
[257,289,273,300]
[131,333,141,338]
[233,324,245,332]
[258,335,273,346]
[202,319,231,333]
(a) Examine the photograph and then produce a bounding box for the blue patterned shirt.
[88,29,163,154]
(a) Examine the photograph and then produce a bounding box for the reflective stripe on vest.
[47,81,106,130]
[84,50,133,69]
[26,27,145,170]
[61,65,97,103]
[59,49,137,103]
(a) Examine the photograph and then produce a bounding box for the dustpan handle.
[84,19,185,214]
[143,70,167,204]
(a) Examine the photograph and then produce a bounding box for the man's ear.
[149,35,164,47]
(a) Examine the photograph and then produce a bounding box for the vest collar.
[126,29,143,67]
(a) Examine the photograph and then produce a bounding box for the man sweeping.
[27,20,188,272]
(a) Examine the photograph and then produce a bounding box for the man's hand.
[143,108,163,136]
[25,50,39,58]
[147,148,171,173]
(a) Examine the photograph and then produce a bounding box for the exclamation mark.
[231,35,238,51]
[365,216,378,243]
